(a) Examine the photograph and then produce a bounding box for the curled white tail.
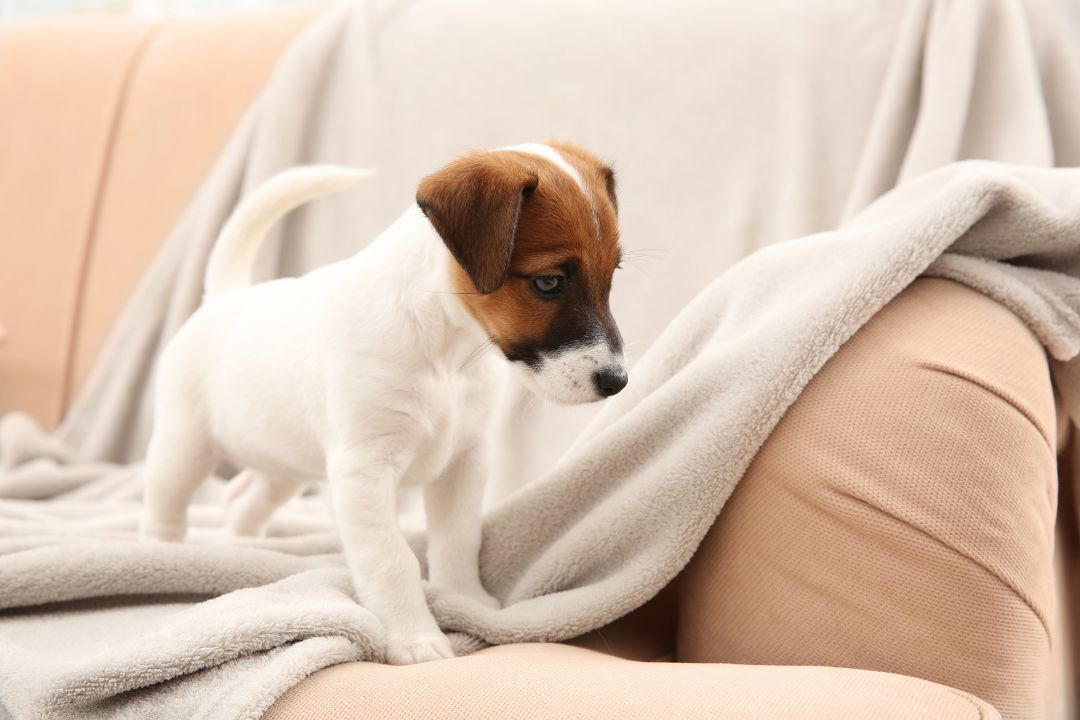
[204,165,373,297]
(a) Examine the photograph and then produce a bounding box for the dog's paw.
[138,517,186,542]
[385,631,455,665]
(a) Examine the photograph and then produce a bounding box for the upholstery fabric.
[678,278,1058,720]
[0,18,155,426]
[70,7,326,395]
[262,643,1000,720]
[0,7,322,427]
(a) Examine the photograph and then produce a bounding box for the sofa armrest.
[677,278,1057,718]
[262,643,998,720]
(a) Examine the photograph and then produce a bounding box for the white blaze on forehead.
[499,142,601,244]
[499,142,587,193]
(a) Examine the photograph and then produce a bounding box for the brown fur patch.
[417,154,538,294]
[428,143,621,359]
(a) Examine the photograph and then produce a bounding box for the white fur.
[205,166,373,297]
[516,337,626,405]
[502,142,586,191]
[139,148,623,666]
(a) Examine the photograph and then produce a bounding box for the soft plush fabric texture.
[3,1,1080,718]
[678,277,1058,720]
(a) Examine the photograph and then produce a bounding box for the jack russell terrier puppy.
[139,142,627,665]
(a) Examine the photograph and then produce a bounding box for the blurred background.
[1,0,309,20]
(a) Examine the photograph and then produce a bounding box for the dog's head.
[417,142,626,404]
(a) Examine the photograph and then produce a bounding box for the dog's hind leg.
[139,414,216,542]
[224,469,305,537]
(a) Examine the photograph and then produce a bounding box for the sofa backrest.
[0,6,323,427]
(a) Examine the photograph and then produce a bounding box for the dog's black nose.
[594,369,628,397]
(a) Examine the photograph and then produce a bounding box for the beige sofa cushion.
[678,278,1057,720]
[0,18,155,427]
[70,7,324,396]
[0,8,322,428]
[263,642,998,720]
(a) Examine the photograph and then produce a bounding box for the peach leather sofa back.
[0,5,324,427]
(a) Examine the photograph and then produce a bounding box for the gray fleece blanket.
[4,2,1080,719]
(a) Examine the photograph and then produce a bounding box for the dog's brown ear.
[416,153,538,294]
[601,165,617,214]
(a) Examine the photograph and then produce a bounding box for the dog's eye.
[531,275,566,298]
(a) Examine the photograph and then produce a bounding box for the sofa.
[0,3,1076,718]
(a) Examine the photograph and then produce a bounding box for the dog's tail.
[204,165,373,298]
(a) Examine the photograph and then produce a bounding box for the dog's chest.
[398,366,485,487]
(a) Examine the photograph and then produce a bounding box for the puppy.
[139,142,627,665]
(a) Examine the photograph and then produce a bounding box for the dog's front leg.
[423,443,499,608]
[328,456,453,665]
